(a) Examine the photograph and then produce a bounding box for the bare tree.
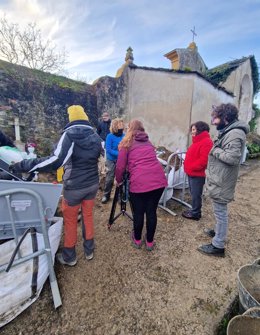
[0,16,67,73]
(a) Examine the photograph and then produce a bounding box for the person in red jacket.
[115,119,167,251]
[182,121,213,220]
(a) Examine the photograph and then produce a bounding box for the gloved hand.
[7,162,23,181]
[8,163,16,174]
[9,161,23,173]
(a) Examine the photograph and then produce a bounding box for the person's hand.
[9,163,16,174]
[116,181,123,187]
[9,161,22,173]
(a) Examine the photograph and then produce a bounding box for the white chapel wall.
[190,76,234,143]
[126,68,194,151]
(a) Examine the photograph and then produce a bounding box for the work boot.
[204,228,215,238]
[182,210,201,221]
[197,243,225,257]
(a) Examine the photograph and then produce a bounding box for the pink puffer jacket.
[115,131,167,193]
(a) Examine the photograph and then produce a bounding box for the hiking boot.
[146,240,154,251]
[182,210,201,221]
[85,252,94,261]
[131,231,142,249]
[56,252,77,266]
[204,228,215,238]
[197,243,225,257]
[101,195,109,204]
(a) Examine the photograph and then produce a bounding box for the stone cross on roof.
[190,26,197,42]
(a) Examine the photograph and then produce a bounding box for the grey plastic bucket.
[237,258,260,312]
[227,307,260,335]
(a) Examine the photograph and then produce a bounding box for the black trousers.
[188,176,205,218]
[129,187,164,243]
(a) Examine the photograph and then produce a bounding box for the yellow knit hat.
[67,105,89,122]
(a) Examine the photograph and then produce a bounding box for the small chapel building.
[112,43,256,151]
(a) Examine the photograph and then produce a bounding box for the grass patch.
[216,295,240,335]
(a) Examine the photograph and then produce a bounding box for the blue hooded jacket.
[105,132,124,161]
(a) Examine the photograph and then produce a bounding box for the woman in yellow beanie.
[12,105,102,265]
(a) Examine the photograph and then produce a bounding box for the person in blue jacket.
[101,118,125,203]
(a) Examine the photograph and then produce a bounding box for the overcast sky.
[0,0,259,102]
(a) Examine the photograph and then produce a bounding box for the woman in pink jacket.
[115,120,167,251]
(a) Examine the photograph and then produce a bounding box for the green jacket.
[206,120,249,203]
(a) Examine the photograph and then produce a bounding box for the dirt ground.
[1,160,260,335]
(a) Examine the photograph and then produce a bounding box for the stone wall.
[0,60,129,156]
[94,73,128,119]
[0,60,97,155]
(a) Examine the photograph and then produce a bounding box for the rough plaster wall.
[222,59,253,122]
[127,68,194,151]
[190,76,234,144]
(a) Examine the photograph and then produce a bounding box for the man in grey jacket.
[198,103,249,257]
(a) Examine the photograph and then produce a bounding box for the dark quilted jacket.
[14,120,102,190]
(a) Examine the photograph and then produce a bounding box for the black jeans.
[188,176,205,218]
[129,187,164,243]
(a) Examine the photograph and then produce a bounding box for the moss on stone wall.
[0,59,97,156]
[206,56,260,97]
[0,59,128,156]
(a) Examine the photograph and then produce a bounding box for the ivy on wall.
[206,63,237,86]
[206,56,260,98]
[206,57,246,86]
[250,56,260,96]
[249,103,260,132]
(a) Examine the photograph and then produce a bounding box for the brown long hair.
[118,119,145,150]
